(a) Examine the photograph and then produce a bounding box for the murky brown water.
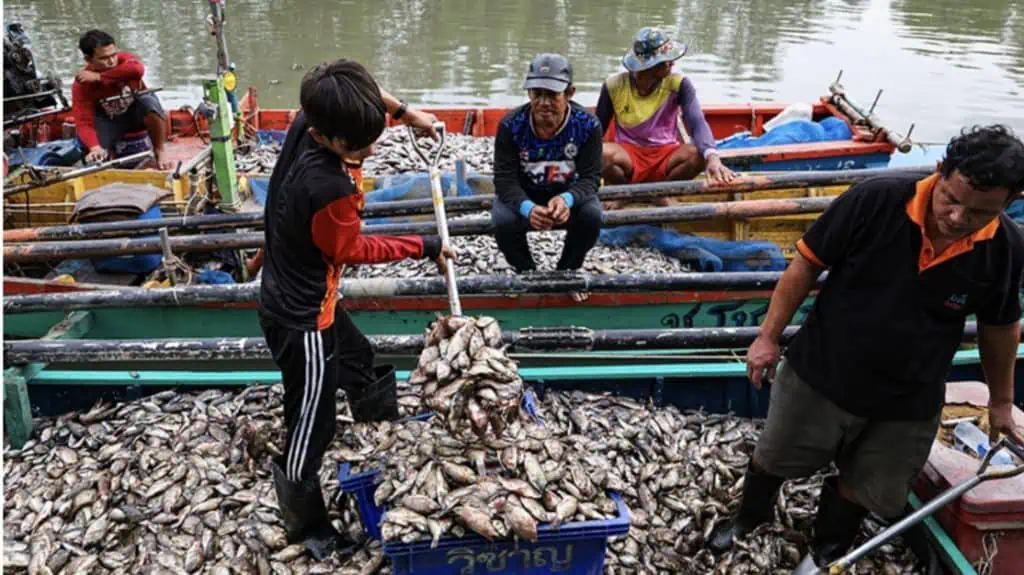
[4,0,1023,143]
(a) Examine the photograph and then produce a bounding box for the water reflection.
[892,0,1023,80]
[3,0,1023,140]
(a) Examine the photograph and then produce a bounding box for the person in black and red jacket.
[258,59,454,561]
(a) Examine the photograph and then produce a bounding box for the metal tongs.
[795,435,1024,574]
[406,122,461,316]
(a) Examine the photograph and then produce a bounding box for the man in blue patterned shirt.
[491,54,604,300]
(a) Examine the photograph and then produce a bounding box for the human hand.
[435,245,457,275]
[154,149,174,170]
[746,334,781,389]
[76,70,102,83]
[529,205,554,230]
[85,147,108,163]
[547,196,570,225]
[706,153,737,184]
[988,401,1024,445]
[402,108,440,140]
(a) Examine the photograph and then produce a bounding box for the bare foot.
[570,291,590,303]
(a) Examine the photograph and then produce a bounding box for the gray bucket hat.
[622,27,688,73]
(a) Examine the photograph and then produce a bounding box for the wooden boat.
[4,77,910,230]
[2,320,1020,573]
[3,344,1015,574]
[3,313,1017,573]
[1,82,925,320]
[2,272,806,339]
[6,270,1020,344]
[243,78,912,173]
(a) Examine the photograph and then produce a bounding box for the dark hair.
[79,29,115,57]
[299,59,385,151]
[941,124,1024,197]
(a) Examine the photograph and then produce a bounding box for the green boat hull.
[4,295,807,340]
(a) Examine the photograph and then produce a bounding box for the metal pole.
[3,165,934,242]
[824,436,1024,574]
[3,89,61,103]
[3,270,811,313]
[3,151,156,197]
[99,87,163,105]
[2,106,69,129]
[409,122,462,316]
[0,195,838,263]
[1,322,999,365]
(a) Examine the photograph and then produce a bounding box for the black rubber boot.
[707,466,786,553]
[899,521,944,575]
[807,476,869,566]
[349,364,400,423]
[271,459,356,561]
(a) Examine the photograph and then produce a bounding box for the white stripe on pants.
[287,330,324,482]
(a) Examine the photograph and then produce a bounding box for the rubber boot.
[794,476,869,572]
[271,459,356,561]
[349,364,400,423]
[707,466,786,553]
[899,521,944,575]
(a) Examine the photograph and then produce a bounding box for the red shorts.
[620,142,681,183]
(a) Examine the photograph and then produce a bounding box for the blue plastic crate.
[383,493,630,575]
[337,392,542,541]
[337,411,435,540]
[337,462,385,540]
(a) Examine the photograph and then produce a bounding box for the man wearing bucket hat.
[491,53,604,302]
[597,27,735,207]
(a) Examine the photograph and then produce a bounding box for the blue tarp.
[598,225,787,272]
[247,171,474,212]
[1007,200,1024,224]
[6,139,83,168]
[91,205,163,274]
[716,117,854,150]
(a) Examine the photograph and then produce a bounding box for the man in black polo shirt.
[707,125,1024,572]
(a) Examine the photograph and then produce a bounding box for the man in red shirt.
[71,30,171,169]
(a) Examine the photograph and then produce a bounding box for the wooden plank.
[2,310,94,448]
[3,372,33,449]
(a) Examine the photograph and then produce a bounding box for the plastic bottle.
[953,421,1017,466]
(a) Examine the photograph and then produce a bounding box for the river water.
[4,0,1023,144]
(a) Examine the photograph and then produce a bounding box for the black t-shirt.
[784,173,1024,420]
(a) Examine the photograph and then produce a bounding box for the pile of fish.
[234,141,282,175]
[344,314,619,548]
[350,413,621,548]
[1,386,387,574]
[535,392,925,575]
[410,315,522,438]
[231,126,495,177]
[364,126,495,175]
[344,213,690,279]
[3,386,925,574]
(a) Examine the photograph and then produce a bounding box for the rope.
[974,531,1000,575]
